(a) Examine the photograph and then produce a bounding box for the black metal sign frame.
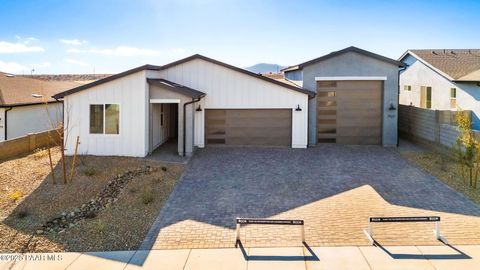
[369,216,440,223]
[236,218,304,225]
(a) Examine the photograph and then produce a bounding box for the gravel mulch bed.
[401,150,480,205]
[0,147,184,252]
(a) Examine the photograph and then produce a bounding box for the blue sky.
[1,0,479,74]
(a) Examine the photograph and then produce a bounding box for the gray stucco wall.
[291,51,399,146]
[149,85,196,156]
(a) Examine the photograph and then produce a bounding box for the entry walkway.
[2,245,480,270]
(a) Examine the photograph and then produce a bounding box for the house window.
[89,104,120,134]
[404,85,411,91]
[90,104,104,134]
[450,88,457,109]
[421,86,432,109]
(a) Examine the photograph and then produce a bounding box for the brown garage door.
[317,80,382,145]
[205,109,292,146]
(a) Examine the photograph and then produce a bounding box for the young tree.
[453,109,480,188]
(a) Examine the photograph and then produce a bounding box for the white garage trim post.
[315,76,388,81]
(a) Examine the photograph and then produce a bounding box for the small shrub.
[32,148,48,159]
[141,188,155,205]
[17,210,30,219]
[9,190,23,202]
[161,166,167,172]
[129,187,137,194]
[94,219,106,233]
[82,165,97,176]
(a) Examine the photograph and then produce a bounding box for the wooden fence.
[399,105,480,152]
[0,129,61,161]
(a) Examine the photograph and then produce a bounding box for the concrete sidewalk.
[1,245,480,270]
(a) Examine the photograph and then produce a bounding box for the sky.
[0,0,479,74]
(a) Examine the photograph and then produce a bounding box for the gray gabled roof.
[282,46,405,72]
[53,55,315,99]
[147,78,206,98]
[400,49,480,82]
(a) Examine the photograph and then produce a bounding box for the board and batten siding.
[63,70,148,157]
[147,59,309,148]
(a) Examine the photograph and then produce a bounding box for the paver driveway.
[143,145,480,249]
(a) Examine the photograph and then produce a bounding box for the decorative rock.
[38,166,154,234]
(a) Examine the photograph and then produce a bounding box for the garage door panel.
[337,127,382,137]
[337,136,382,145]
[317,80,382,145]
[206,109,291,146]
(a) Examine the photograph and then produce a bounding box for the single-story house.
[399,49,480,129]
[53,55,314,157]
[283,46,405,146]
[53,47,404,158]
[0,72,81,141]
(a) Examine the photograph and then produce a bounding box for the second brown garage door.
[317,80,383,145]
[205,109,291,146]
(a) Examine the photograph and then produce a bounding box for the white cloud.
[30,62,51,68]
[0,60,52,73]
[15,36,39,44]
[65,58,88,66]
[0,60,28,73]
[0,41,44,53]
[67,46,162,56]
[60,39,88,46]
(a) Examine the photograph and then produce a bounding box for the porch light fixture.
[196,105,203,111]
[295,104,302,111]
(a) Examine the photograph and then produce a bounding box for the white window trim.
[150,99,180,103]
[89,103,121,136]
[315,76,387,81]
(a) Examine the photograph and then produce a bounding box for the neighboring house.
[53,55,314,157]
[399,49,480,129]
[283,46,405,146]
[0,72,82,142]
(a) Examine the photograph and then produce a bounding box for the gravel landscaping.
[400,145,480,206]
[0,147,184,252]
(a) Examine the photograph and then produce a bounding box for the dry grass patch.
[0,148,184,252]
[401,150,480,205]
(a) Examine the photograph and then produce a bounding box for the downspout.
[4,106,13,140]
[183,97,202,156]
[397,65,408,147]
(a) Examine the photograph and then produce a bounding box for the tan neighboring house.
[399,49,480,129]
[0,72,84,141]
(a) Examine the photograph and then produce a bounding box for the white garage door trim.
[315,76,387,81]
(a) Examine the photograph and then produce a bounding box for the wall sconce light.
[389,103,396,111]
[295,104,302,111]
[196,105,203,111]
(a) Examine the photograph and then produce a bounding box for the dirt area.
[401,149,480,206]
[0,147,184,252]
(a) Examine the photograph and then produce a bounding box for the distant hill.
[244,63,286,74]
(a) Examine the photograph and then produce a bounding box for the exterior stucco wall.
[293,51,399,146]
[0,108,4,141]
[399,55,480,129]
[63,70,148,157]
[3,103,62,141]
